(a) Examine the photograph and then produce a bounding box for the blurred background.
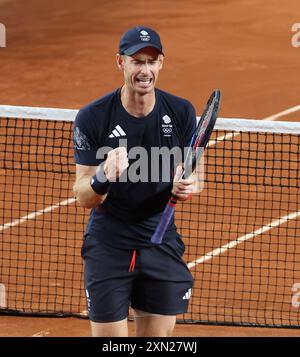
[1,0,300,119]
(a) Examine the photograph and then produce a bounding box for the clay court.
[1,0,300,337]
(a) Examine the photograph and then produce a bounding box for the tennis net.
[0,105,300,328]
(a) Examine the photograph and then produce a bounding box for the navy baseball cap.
[119,26,164,56]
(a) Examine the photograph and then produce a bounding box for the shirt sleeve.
[73,108,102,166]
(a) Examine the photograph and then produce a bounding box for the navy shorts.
[81,233,194,323]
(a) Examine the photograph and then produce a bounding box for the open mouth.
[136,78,153,85]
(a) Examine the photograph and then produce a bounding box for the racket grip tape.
[151,198,177,244]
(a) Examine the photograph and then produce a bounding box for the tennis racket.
[151,89,221,244]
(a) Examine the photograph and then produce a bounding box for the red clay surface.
[1,0,300,119]
[1,0,300,337]
[1,316,300,337]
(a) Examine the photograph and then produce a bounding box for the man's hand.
[172,164,195,201]
[102,147,129,181]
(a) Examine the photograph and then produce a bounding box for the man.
[73,26,198,337]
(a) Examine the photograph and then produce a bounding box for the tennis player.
[73,26,199,337]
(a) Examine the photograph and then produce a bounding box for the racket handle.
[151,196,177,244]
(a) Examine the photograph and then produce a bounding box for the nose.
[140,62,150,75]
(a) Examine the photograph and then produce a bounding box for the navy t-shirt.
[74,87,196,248]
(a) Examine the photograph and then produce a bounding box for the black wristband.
[90,164,111,195]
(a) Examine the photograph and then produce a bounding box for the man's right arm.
[73,147,129,208]
[73,164,106,208]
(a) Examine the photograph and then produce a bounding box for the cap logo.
[140,30,150,42]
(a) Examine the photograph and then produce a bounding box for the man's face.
[117,47,164,95]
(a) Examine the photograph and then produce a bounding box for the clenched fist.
[102,147,129,181]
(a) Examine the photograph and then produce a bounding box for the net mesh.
[0,105,300,328]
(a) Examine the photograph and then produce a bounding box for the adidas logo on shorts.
[182,288,192,300]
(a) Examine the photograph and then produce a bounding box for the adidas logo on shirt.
[109,125,126,138]
[182,288,192,300]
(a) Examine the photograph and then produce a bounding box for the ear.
[158,54,164,70]
[116,53,125,70]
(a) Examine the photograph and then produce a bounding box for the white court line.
[0,198,76,232]
[188,210,300,269]
[263,104,300,121]
[208,104,300,146]
[188,103,300,268]
[31,329,50,337]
